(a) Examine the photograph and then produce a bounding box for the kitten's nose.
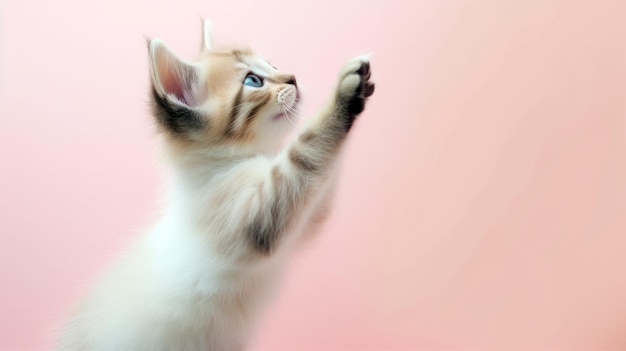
[285,76,297,87]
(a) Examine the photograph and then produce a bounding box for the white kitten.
[57,21,374,351]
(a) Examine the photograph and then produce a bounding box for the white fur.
[57,142,335,350]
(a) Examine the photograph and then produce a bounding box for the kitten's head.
[148,21,299,153]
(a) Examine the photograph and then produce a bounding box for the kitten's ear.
[148,39,206,107]
[201,19,214,51]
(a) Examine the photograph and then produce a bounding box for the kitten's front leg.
[288,56,375,172]
[246,57,374,254]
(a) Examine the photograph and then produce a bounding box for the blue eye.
[243,73,264,88]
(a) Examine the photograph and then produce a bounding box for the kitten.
[57,21,374,351]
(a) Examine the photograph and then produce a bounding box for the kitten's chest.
[142,232,275,350]
[149,217,280,295]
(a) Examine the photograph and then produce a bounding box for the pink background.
[2,0,626,350]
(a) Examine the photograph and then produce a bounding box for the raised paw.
[335,56,375,130]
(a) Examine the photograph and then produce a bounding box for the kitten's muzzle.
[277,85,298,107]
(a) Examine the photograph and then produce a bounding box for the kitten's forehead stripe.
[228,48,275,77]
[232,48,254,62]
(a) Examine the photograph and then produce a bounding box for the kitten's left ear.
[148,39,207,135]
[149,39,206,107]
[201,19,214,51]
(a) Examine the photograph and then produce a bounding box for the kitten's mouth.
[272,113,286,121]
[273,98,299,122]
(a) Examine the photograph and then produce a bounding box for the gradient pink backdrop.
[2,0,626,350]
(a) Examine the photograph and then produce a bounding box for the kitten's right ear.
[201,19,214,51]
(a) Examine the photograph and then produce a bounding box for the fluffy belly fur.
[59,225,285,351]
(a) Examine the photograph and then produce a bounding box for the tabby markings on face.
[149,43,299,147]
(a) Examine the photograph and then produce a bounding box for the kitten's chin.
[272,112,298,123]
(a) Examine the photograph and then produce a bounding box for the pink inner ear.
[159,64,200,107]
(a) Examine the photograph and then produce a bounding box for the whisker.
[280,105,297,128]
